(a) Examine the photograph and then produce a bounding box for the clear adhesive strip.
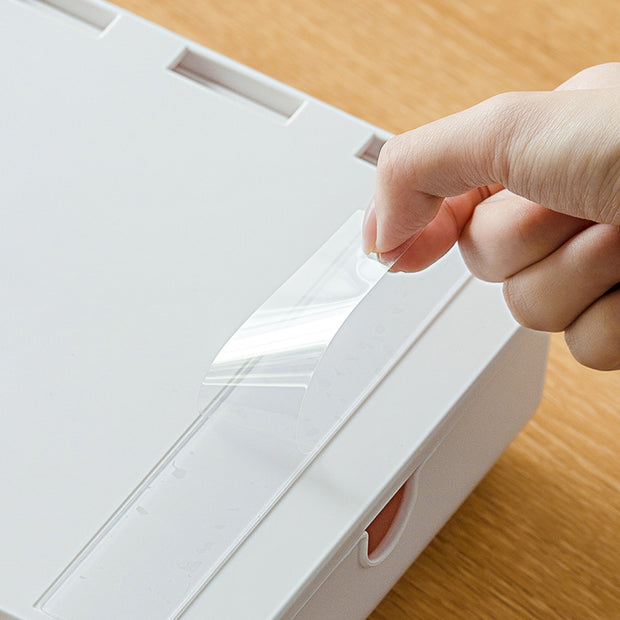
[38,211,470,620]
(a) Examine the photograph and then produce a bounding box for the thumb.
[372,87,620,253]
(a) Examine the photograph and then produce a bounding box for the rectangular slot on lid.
[18,0,117,32]
[356,134,387,166]
[169,49,304,123]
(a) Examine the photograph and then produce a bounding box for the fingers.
[372,87,620,254]
[502,224,620,332]
[377,185,504,272]
[565,285,620,371]
[363,64,620,372]
[459,189,592,282]
[557,62,620,90]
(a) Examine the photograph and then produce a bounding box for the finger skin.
[374,88,620,254]
[386,185,503,272]
[565,286,620,371]
[459,190,592,282]
[502,224,620,333]
[557,62,620,90]
[454,63,620,283]
[366,63,620,371]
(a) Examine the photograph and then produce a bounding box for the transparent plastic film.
[197,211,390,448]
[38,211,470,620]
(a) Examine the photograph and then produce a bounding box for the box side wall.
[292,327,549,620]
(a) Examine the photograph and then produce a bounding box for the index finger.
[372,88,620,254]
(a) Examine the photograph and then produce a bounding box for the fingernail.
[362,198,377,254]
[377,232,422,269]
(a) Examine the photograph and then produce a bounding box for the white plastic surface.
[36,207,469,619]
[179,279,548,620]
[0,2,391,616]
[293,328,549,620]
[0,2,548,619]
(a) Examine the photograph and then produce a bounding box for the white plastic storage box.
[0,1,549,619]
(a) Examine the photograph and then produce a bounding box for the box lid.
[0,2,522,619]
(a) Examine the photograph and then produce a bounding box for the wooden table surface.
[115,1,620,617]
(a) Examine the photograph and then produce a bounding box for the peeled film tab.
[38,211,470,620]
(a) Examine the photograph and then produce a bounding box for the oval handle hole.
[361,470,418,567]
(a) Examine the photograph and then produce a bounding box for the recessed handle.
[359,470,419,567]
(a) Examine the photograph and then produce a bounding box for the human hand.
[362,63,620,371]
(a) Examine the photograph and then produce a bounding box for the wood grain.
[113,1,620,617]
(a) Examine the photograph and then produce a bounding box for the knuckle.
[565,289,620,371]
[600,223,620,258]
[484,91,523,116]
[564,331,595,369]
[458,239,485,279]
[478,92,531,186]
[464,206,534,282]
[459,235,503,282]
[565,330,620,372]
[588,61,620,74]
[587,62,620,83]
[562,63,620,89]
[376,136,407,183]
[502,277,566,332]
[502,278,535,329]
[585,224,620,271]
[564,328,587,368]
